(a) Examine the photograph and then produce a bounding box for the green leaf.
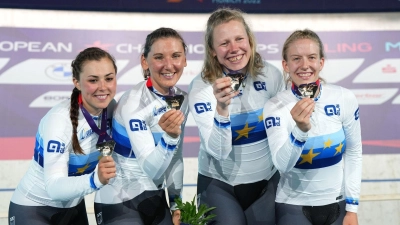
[174,195,216,225]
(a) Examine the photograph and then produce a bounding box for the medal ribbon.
[146,78,178,98]
[78,94,112,144]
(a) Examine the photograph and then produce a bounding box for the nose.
[164,57,173,70]
[229,42,239,53]
[98,79,106,90]
[301,58,309,70]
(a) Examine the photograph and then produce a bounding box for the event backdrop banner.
[0,0,399,13]
[0,27,399,160]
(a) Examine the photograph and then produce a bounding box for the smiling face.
[141,37,187,95]
[282,38,325,86]
[212,20,251,73]
[73,57,117,115]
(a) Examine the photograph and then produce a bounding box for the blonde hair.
[201,7,263,84]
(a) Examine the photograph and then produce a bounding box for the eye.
[220,42,227,46]
[106,77,114,82]
[89,79,97,83]
[154,55,163,60]
[172,53,181,58]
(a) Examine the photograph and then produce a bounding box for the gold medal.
[165,95,184,110]
[96,140,116,156]
[226,73,245,92]
[298,83,318,98]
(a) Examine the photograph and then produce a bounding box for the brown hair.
[70,47,117,154]
[282,29,325,84]
[141,27,187,80]
[202,7,263,84]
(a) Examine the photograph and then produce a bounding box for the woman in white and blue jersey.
[188,8,285,225]
[8,47,118,225]
[94,27,188,225]
[263,29,362,225]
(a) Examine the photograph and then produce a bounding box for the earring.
[144,69,150,80]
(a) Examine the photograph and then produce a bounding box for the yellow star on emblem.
[298,148,320,165]
[323,139,333,149]
[234,122,256,141]
[258,114,263,122]
[334,142,344,156]
[77,164,90,174]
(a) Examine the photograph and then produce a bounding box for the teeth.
[228,55,243,62]
[299,73,312,77]
[163,73,174,77]
[97,95,107,100]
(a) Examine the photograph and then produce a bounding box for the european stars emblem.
[334,142,344,156]
[234,122,256,141]
[298,148,320,165]
[258,114,263,122]
[324,139,333,149]
[77,164,90,174]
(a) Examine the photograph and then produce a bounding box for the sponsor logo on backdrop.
[351,88,399,105]
[382,64,396,73]
[46,63,72,80]
[29,91,71,108]
[353,59,400,83]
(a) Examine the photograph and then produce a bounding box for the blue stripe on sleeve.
[345,198,359,205]
[89,172,98,189]
[214,118,231,128]
[290,133,306,147]
[160,137,176,151]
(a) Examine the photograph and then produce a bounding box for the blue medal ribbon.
[78,94,112,144]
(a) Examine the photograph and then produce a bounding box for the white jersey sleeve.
[188,75,233,160]
[341,88,362,213]
[118,91,180,180]
[42,111,100,201]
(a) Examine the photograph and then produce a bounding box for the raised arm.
[188,77,235,160]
